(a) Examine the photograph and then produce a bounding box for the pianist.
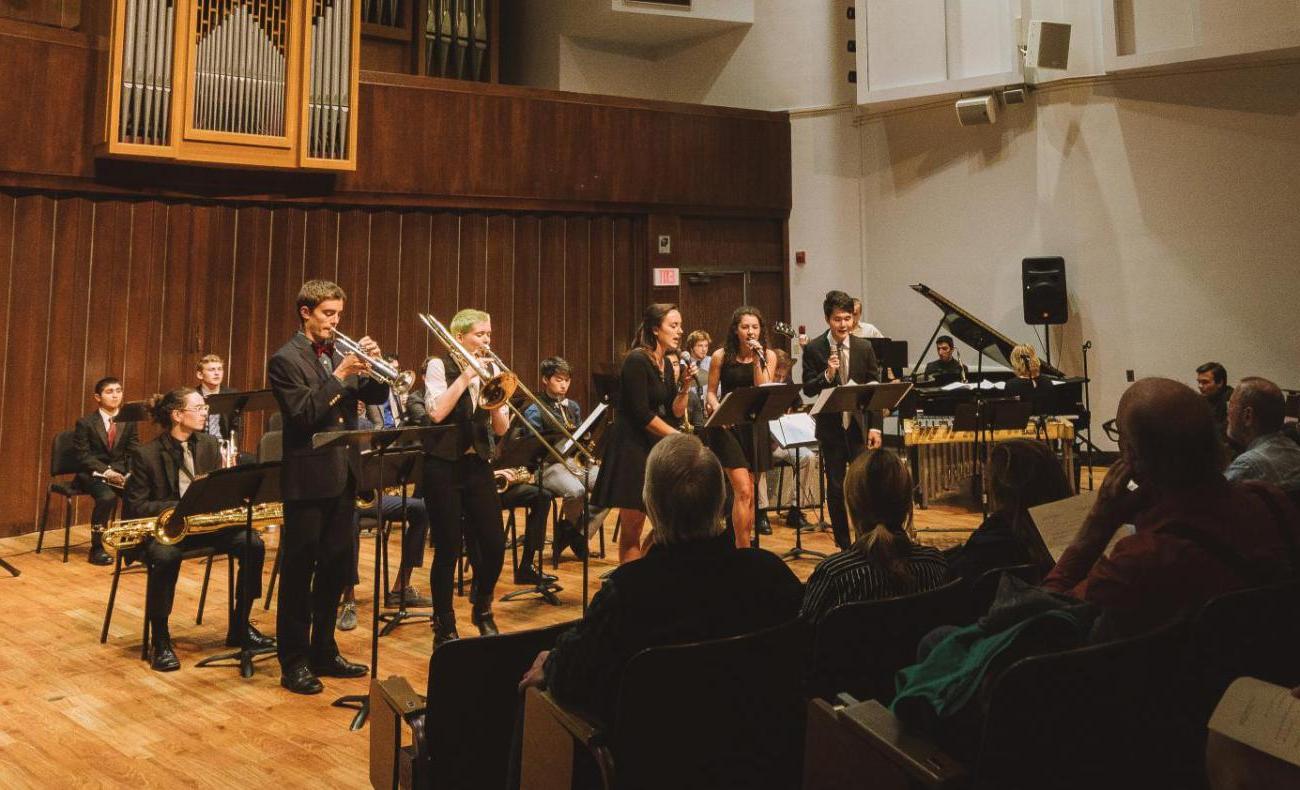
[922,335,966,383]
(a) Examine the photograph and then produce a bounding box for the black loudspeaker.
[1022,257,1068,325]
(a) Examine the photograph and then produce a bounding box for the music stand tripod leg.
[0,556,19,577]
[377,492,434,636]
[780,446,826,563]
[195,502,276,676]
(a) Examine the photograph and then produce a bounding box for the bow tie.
[311,341,335,358]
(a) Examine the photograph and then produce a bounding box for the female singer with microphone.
[590,304,694,563]
[703,306,778,548]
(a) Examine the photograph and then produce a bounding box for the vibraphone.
[904,416,1075,507]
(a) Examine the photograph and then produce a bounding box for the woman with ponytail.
[799,449,948,624]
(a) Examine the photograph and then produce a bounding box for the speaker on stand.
[1022,256,1067,365]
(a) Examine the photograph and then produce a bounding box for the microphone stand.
[1082,340,1094,491]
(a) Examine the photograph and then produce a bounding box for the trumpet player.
[800,290,882,550]
[524,356,608,565]
[123,388,271,672]
[422,309,509,646]
[268,279,389,695]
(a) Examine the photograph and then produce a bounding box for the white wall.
[858,62,1300,444]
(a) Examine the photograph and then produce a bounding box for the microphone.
[748,339,767,370]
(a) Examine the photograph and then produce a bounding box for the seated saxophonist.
[122,387,272,672]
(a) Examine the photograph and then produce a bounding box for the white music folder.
[770,412,817,449]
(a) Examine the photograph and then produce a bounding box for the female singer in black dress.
[590,304,694,563]
[704,306,778,548]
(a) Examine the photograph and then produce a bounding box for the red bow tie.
[312,341,335,358]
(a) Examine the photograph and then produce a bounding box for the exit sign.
[652,267,680,287]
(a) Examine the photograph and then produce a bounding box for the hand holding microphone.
[748,338,767,370]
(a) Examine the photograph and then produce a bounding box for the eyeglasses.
[181,404,211,413]
[1102,418,1120,442]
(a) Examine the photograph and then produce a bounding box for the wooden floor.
[0,503,980,789]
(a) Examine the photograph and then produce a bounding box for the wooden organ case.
[97,0,360,170]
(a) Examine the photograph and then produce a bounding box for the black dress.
[591,349,677,510]
[703,357,770,473]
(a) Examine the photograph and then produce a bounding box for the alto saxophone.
[493,466,531,494]
[101,502,283,555]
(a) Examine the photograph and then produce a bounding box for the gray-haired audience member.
[517,433,802,725]
[1224,376,1300,494]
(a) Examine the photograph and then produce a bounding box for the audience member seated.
[517,433,802,726]
[946,439,1072,582]
[1043,377,1300,639]
[1224,376,1300,494]
[800,449,948,625]
[1198,361,1234,436]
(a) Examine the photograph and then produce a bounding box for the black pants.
[500,483,552,558]
[350,495,431,587]
[424,455,504,619]
[77,475,121,529]
[144,529,265,636]
[277,492,356,671]
[819,424,867,550]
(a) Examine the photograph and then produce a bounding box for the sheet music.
[809,381,864,416]
[1209,677,1300,767]
[559,402,608,455]
[1028,491,1097,562]
[770,412,817,448]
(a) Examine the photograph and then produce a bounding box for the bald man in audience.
[1042,378,1300,638]
[1224,377,1300,494]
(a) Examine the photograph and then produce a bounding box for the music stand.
[205,388,279,449]
[706,383,804,550]
[112,401,152,423]
[313,425,449,731]
[955,398,1032,517]
[496,433,562,606]
[769,412,824,563]
[372,450,428,637]
[187,462,281,678]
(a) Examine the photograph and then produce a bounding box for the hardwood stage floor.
[0,504,980,789]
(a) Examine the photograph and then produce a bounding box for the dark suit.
[73,411,139,529]
[268,332,389,671]
[801,333,881,549]
[124,433,264,636]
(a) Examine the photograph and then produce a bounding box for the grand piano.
[900,283,1089,422]
[899,284,1090,506]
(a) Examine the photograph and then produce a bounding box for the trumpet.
[419,312,597,470]
[101,502,282,554]
[333,329,402,386]
[493,466,531,494]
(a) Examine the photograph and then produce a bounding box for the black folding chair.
[37,430,106,563]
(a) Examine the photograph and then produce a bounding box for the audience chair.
[964,564,1043,624]
[807,578,967,703]
[522,618,811,790]
[808,617,1197,790]
[37,430,109,562]
[100,545,233,656]
[370,620,576,790]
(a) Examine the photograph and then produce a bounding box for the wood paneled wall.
[0,191,645,537]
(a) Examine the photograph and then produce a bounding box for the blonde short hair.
[196,354,223,371]
[450,309,490,337]
[643,434,725,544]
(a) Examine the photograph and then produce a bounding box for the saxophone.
[101,502,283,555]
[493,466,532,494]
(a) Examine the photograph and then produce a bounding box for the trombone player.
[122,387,271,672]
[268,279,390,695]
[421,308,510,647]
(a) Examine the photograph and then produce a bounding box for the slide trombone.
[417,313,597,469]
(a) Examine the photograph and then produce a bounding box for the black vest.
[426,354,495,462]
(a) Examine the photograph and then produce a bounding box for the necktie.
[320,353,333,374]
[839,341,851,430]
[106,419,117,450]
[381,402,395,428]
[179,441,195,497]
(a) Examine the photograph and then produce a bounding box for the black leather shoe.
[310,654,368,678]
[280,665,324,695]
[88,542,112,566]
[471,610,499,636]
[514,566,558,586]
[757,516,772,536]
[225,624,276,650]
[434,615,460,648]
[150,640,180,672]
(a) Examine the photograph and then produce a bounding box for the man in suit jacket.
[801,290,883,549]
[267,279,389,695]
[74,376,139,565]
[123,387,271,671]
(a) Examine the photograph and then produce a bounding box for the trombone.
[417,313,597,469]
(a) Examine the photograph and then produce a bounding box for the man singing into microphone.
[268,280,389,695]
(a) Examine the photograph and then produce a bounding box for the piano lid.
[911,283,1065,378]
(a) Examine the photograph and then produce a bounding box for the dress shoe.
[384,585,433,609]
[336,600,358,631]
[471,610,499,636]
[150,639,180,672]
[514,566,558,586]
[757,515,772,536]
[88,539,112,566]
[225,623,276,650]
[433,615,460,648]
[280,665,324,695]
[310,654,368,678]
